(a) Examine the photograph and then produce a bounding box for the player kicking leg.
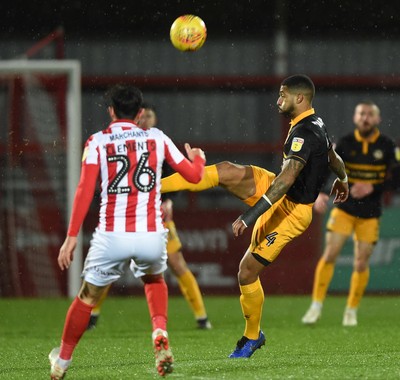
[161,162,258,203]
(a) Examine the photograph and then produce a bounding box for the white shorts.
[82,229,168,286]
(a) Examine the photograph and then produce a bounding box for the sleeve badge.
[291,137,304,152]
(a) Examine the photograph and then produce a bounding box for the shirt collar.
[290,108,315,127]
[354,127,380,143]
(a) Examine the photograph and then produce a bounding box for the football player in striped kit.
[87,103,212,331]
[49,84,205,379]
[302,100,400,327]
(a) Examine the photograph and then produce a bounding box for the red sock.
[144,277,168,331]
[59,297,94,360]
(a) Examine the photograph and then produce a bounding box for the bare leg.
[216,162,257,200]
[161,161,257,201]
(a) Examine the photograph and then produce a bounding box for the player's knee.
[322,245,341,263]
[216,161,233,169]
[78,282,104,305]
[353,257,369,272]
[170,261,188,277]
[237,267,257,285]
[323,254,336,264]
[216,161,233,179]
[217,161,246,186]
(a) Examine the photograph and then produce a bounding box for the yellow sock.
[239,278,264,340]
[91,284,111,315]
[347,269,370,308]
[177,270,207,319]
[161,164,219,193]
[312,258,335,302]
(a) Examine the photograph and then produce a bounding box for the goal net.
[0,60,81,297]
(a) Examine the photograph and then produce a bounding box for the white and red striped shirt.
[67,120,205,236]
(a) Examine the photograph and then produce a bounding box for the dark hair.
[281,74,315,102]
[142,102,157,114]
[106,84,143,119]
[356,100,380,116]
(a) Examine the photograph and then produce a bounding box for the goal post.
[0,60,82,297]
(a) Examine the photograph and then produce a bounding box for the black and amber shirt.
[284,109,332,204]
[335,128,399,218]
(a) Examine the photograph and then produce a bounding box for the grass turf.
[0,295,399,379]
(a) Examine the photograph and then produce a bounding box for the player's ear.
[108,106,115,119]
[296,93,304,104]
[135,108,145,123]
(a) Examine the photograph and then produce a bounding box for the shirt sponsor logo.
[291,137,304,152]
[109,130,149,141]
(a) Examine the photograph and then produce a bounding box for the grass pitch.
[1,295,399,379]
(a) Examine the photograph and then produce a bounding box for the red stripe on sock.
[144,278,168,331]
[59,297,94,360]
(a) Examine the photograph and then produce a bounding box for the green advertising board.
[328,206,400,292]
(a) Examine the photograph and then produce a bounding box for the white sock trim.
[152,328,168,341]
[57,357,72,368]
[311,301,323,310]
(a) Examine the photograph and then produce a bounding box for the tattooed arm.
[232,159,304,236]
[265,158,304,203]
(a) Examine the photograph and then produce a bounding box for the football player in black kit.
[302,100,400,327]
[162,74,349,358]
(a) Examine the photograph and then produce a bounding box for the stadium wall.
[2,35,400,296]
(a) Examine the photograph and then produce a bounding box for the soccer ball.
[170,15,207,52]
